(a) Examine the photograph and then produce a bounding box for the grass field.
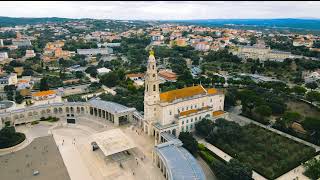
[286,100,320,119]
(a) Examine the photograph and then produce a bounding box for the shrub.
[0,126,26,149]
[31,121,39,125]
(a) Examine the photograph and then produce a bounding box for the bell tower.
[144,50,160,133]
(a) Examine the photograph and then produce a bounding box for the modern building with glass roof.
[153,136,206,180]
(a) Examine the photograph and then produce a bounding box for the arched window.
[153,84,156,91]
[152,65,155,70]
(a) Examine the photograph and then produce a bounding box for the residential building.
[25,50,36,58]
[158,69,177,82]
[97,67,112,75]
[12,39,32,47]
[32,90,57,101]
[77,48,113,56]
[0,73,18,91]
[0,52,9,61]
[194,42,210,51]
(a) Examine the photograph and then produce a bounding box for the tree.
[100,71,119,87]
[306,91,320,103]
[75,71,84,79]
[178,132,198,156]
[0,125,26,149]
[281,111,302,128]
[304,157,320,180]
[88,82,102,92]
[85,66,98,78]
[213,159,253,180]
[254,105,272,117]
[302,117,320,144]
[291,85,307,96]
[39,77,49,91]
[195,118,214,137]
[305,82,318,90]
[15,92,24,104]
[21,69,34,76]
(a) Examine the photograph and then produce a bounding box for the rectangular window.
[182,120,184,125]
[170,111,172,115]
[186,119,189,123]
[191,118,193,122]
[186,107,188,110]
[190,124,193,129]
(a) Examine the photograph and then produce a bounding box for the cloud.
[0,1,320,20]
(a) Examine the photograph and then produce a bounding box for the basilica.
[143,50,226,144]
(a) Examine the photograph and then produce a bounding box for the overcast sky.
[1,1,320,20]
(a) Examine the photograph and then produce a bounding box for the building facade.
[143,51,226,144]
[0,99,137,129]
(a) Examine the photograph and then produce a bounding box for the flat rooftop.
[90,128,136,157]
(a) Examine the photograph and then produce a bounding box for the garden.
[0,122,26,149]
[196,118,317,179]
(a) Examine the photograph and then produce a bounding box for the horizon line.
[0,16,320,21]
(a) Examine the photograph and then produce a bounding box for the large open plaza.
[0,113,212,180]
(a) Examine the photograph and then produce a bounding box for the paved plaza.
[50,117,165,180]
[0,135,70,180]
[1,117,167,180]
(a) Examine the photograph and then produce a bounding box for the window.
[195,117,198,121]
[169,111,172,115]
[202,102,204,107]
[191,118,193,122]
[182,108,184,111]
[191,105,193,109]
[153,84,156,91]
[210,99,213,102]
[153,74,155,77]
[186,119,189,123]
[190,124,193,129]
[152,65,155,70]
[182,120,184,125]
[186,107,188,110]
[195,105,197,108]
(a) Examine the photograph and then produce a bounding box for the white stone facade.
[142,51,226,144]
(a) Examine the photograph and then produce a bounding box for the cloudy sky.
[1,1,320,20]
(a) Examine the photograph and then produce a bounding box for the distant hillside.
[0,16,76,26]
[162,18,320,33]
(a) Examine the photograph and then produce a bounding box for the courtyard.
[2,116,166,180]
